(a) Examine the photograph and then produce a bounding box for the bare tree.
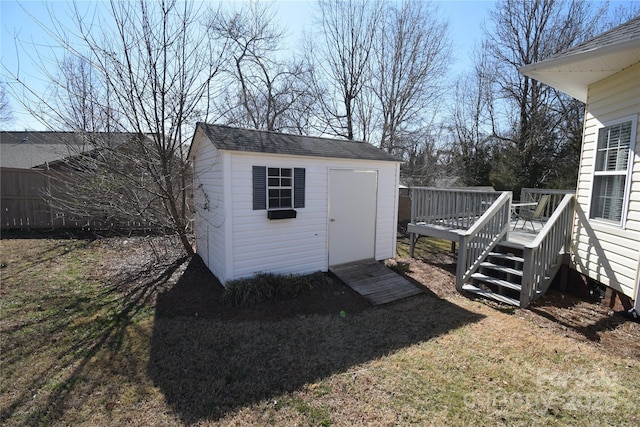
[0,82,12,126]
[208,1,313,133]
[310,0,383,140]
[373,0,451,155]
[52,56,116,133]
[449,48,496,187]
[484,0,604,193]
[6,0,226,255]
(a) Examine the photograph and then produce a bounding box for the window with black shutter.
[253,165,305,217]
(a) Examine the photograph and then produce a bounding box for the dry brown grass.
[1,234,639,426]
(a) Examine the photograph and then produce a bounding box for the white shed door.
[328,169,377,266]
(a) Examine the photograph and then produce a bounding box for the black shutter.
[293,168,305,208]
[253,166,266,210]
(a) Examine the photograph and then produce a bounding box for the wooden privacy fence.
[1,168,154,230]
[1,168,54,228]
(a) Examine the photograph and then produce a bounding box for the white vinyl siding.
[573,62,640,299]
[227,152,399,282]
[191,130,401,285]
[192,130,229,282]
[229,154,327,279]
[375,162,400,260]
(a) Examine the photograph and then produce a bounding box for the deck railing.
[519,188,575,219]
[411,187,501,230]
[520,193,575,307]
[455,191,512,290]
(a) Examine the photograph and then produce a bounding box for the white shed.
[521,16,640,312]
[188,123,401,285]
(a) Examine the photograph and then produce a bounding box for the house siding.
[225,152,399,282]
[573,62,640,299]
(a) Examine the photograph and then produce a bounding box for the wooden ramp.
[330,260,423,305]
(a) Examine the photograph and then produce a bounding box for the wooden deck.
[329,260,423,305]
[408,218,542,248]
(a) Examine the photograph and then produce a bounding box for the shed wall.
[226,152,399,282]
[573,62,640,299]
[192,130,228,282]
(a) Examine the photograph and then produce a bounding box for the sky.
[0,0,500,131]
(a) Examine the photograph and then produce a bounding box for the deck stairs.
[463,242,528,306]
[407,188,575,308]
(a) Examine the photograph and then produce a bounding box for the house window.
[253,166,305,211]
[590,118,635,224]
[268,167,292,209]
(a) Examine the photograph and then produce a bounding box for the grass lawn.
[1,235,639,426]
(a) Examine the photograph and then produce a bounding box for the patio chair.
[513,194,550,231]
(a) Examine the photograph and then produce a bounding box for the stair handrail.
[520,193,575,307]
[456,191,512,291]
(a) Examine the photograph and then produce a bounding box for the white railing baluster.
[519,194,575,307]
[456,192,512,290]
[409,187,501,229]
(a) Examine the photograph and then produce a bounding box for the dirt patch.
[395,236,640,360]
[90,235,640,358]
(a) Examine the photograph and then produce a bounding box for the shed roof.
[519,15,640,102]
[195,123,400,162]
[0,131,142,169]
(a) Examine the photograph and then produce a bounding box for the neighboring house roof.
[193,123,401,162]
[519,15,640,102]
[0,131,143,169]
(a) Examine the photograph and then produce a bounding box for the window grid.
[268,167,293,209]
[590,121,632,223]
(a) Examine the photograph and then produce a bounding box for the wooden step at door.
[330,260,423,305]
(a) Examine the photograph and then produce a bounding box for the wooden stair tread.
[488,252,524,263]
[471,272,522,291]
[462,284,520,307]
[479,262,523,276]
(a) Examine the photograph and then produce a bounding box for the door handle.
[330,218,335,222]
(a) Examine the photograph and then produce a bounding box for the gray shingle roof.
[556,15,640,58]
[0,131,141,169]
[197,123,400,162]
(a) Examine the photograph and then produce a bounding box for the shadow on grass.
[0,240,189,426]
[149,259,486,424]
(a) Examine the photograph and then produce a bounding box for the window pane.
[266,167,293,209]
[595,122,632,172]
[590,175,625,222]
[269,198,281,208]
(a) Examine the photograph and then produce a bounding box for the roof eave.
[519,39,640,102]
